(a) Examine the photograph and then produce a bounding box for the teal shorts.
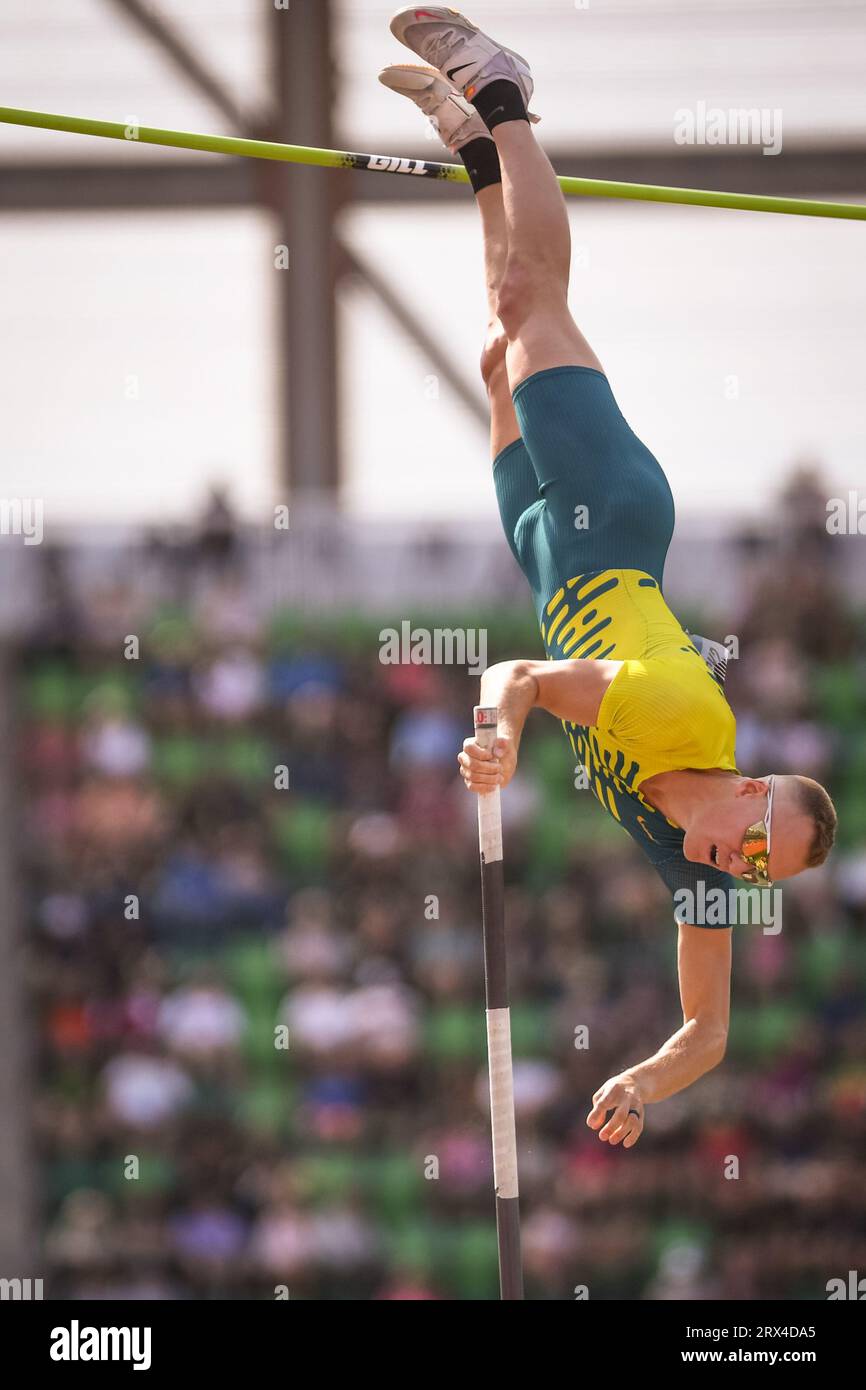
[493,366,676,621]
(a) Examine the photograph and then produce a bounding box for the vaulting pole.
[474,706,523,1301]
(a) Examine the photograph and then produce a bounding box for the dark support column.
[270,0,340,496]
[0,651,35,1281]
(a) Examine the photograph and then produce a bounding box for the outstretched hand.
[586,1073,645,1148]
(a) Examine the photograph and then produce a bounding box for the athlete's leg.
[389,6,604,389]
[485,112,673,585]
[476,183,519,460]
[378,61,540,562]
[389,9,676,606]
[474,180,547,582]
[378,63,518,457]
[492,121,604,390]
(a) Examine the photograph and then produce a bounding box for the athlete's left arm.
[586,923,731,1148]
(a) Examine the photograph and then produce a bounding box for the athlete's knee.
[496,257,534,336]
[496,252,563,337]
[480,322,508,389]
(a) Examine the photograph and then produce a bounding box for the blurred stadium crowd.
[18,472,866,1300]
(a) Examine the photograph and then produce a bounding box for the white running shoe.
[389,6,539,121]
[378,63,490,154]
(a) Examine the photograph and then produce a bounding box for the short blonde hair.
[793,776,837,867]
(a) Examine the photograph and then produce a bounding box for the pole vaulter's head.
[683,773,837,885]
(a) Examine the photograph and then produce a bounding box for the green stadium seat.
[101,1152,176,1197]
[218,735,273,785]
[424,1004,485,1061]
[77,673,140,716]
[232,1078,295,1138]
[24,665,78,719]
[238,998,287,1072]
[366,1153,422,1224]
[508,1003,552,1055]
[222,939,283,1003]
[444,1223,499,1300]
[381,1218,436,1277]
[151,735,209,786]
[728,1002,806,1059]
[813,664,865,731]
[293,1153,357,1202]
[270,803,333,877]
[44,1158,105,1203]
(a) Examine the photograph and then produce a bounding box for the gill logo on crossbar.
[366,154,429,176]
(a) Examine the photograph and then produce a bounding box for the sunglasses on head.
[739,775,775,887]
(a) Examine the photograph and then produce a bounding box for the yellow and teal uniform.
[493,366,738,923]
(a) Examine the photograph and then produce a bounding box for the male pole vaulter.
[381,7,837,1149]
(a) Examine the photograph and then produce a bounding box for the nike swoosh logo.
[446,62,474,80]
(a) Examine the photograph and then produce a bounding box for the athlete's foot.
[389,6,539,120]
[378,64,489,153]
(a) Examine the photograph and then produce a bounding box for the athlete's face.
[682,775,814,883]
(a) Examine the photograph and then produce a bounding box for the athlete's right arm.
[457,658,621,794]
